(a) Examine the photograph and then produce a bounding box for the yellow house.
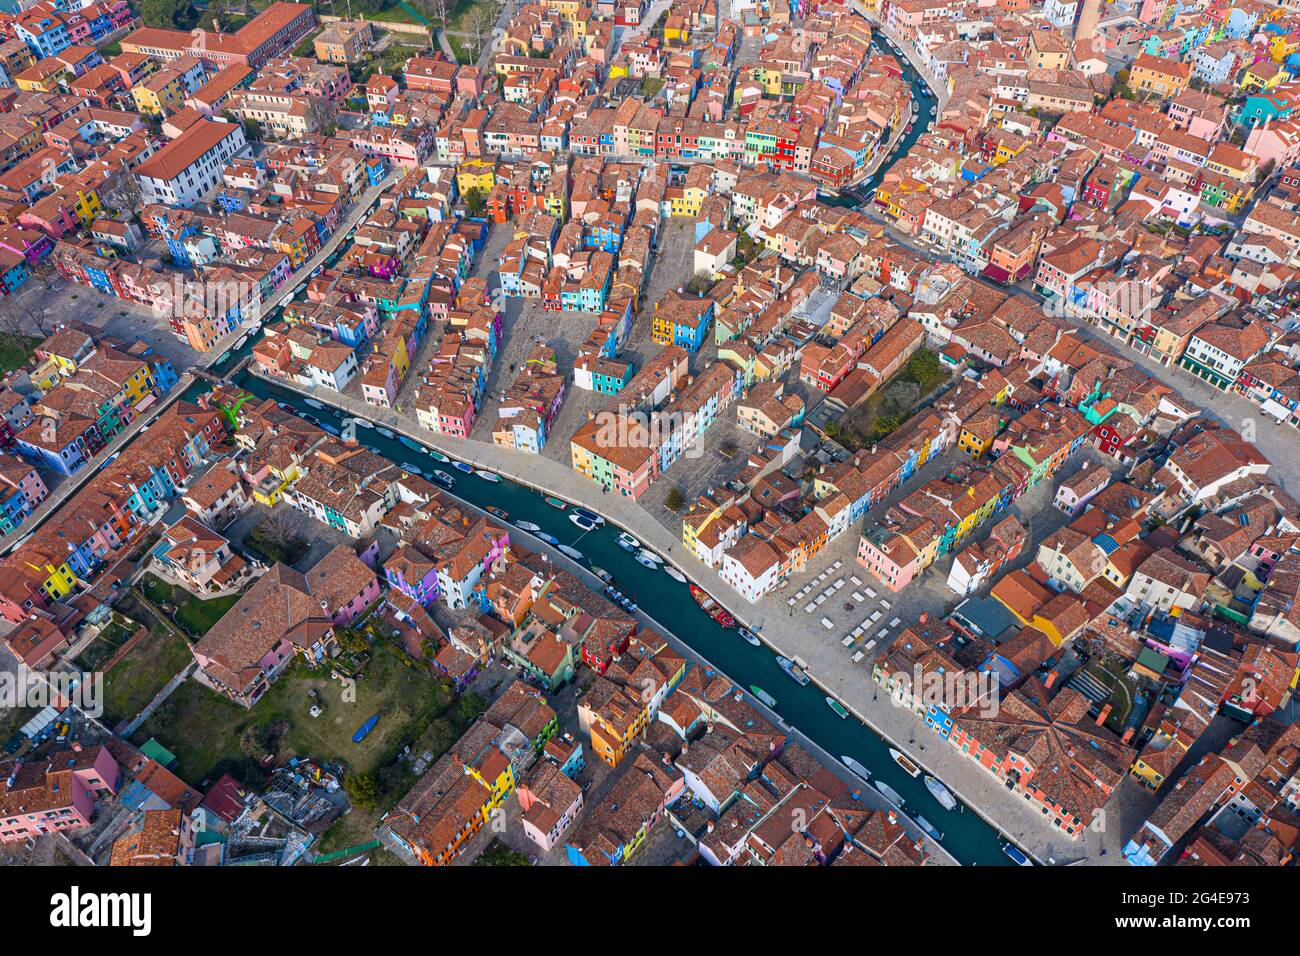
[663,14,690,44]
[1268,31,1300,64]
[543,0,581,20]
[1128,53,1189,98]
[1237,59,1285,93]
[669,184,707,217]
[457,158,497,196]
[131,68,186,117]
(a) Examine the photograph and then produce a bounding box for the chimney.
[1095,703,1112,727]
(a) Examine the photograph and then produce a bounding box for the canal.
[187,41,1017,867]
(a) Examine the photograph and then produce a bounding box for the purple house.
[305,545,381,627]
[384,542,441,606]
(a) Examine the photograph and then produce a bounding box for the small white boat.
[475,470,501,482]
[737,627,761,646]
[431,470,455,488]
[875,781,905,807]
[557,544,584,562]
[664,565,686,583]
[924,775,958,811]
[401,462,423,476]
[841,755,871,781]
[890,748,922,778]
[515,520,541,532]
[570,507,604,526]
[303,397,324,410]
[352,417,373,429]
[376,427,396,439]
[636,548,663,565]
[233,333,248,349]
[570,513,598,532]
[536,532,559,546]
[915,816,943,841]
[1003,843,1032,867]
[635,552,659,569]
[452,462,473,474]
[616,532,640,551]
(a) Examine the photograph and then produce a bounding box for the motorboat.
[515,520,541,533]
[590,566,613,584]
[301,414,322,427]
[400,462,423,477]
[737,627,761,646]
[616,532,640,551]
[557,544,584,562]
[664,565,687,583]
[826,696,850,719]
[398,435,424,452]
[874,781,905,807]
[689,584,735,628]
[544,496,568,510]
[428,450,449,463]
[841,756,871,781]
[303,397,324,410]
[476,470,501,482]
[431,470,456,488]
[636,548,663,565]
[916,816,943,841]
[890,748,922,778]
[777,656,811,686]
[635,552,660,570]
[1002,844,1032,867]
[570,513,598,532]
[750,686,778,709]
[570,506,604,526]
[924,775,957,811]
[233,333,248,349]
[452,461,473,474]
[276,402,295,413]
[536,532,559,546]
[351,417,374,429]
[376,427,396,439]
[486,506,509,521]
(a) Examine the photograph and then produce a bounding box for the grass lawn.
[138,572,243,637]
[100,626,193,727]
[175,593,241,637]
[132,643,451,788]
[0,333,40,373]
[833,349,950,448]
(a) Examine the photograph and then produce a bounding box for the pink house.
[518,762,583,852]
[0,745,120,842]
[304,544,381,627]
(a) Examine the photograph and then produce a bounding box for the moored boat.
[400,462,423,476]
[664,565,687,583]
[826,696,850,719]
[515,520,541,532]
[571,506,604,526]
[557,544,584,562]
[1002,843,1032,866]
[637,548,663,564]
[431,470,455,488]
[750,685,778,709]
[590,566,612,583]
[352,417,373,429]
[486,506,509,520]
[841,756,871,781]
[428,450,449,462]
[544,495,568,509]
[569,513,597,532]
[737,627,761,646]
[875,781,905,807]
[916,816,943,841]
[777,656,811,686]
[924,775,957,811]
[476,470,501,482]
[689,584,736,628]
[303,397,324,410]
[891,748,922,777]
[536,532,559,546]
[616,532,640,551]
[399,435,424,452]
[452,461,473,474]
[376,427,396,439]
[635,552,659,570]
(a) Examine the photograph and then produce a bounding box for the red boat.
[690,584,736,628]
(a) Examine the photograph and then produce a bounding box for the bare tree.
[305,94,341,134]
[100,161,143,218]
[467,5,499,62]
[0,295,51,339]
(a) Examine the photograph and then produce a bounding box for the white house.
[134,119,249,207]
